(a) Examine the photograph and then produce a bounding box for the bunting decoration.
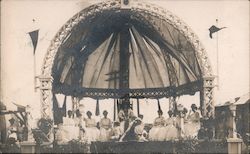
[62,95,67,117]
[28,29,39,54]
[95,99,100,116]
[53,94,67,125]
[157,99,162,111]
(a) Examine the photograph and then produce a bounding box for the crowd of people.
[54,103,202,144]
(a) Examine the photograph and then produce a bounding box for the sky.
[0,0,249,123]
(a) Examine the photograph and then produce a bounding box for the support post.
[200,76,215,118]
[169,97,177,114]
[39,76,54,142]
[227,105,242,154]
[72,97,80,117]
[39,76,53,119]
[200,76,215,139]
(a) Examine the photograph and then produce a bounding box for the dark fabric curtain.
[53,94,67,125]
[52,10,202,98]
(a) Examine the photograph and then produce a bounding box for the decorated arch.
[39,0,215,120]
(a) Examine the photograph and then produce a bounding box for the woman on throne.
[118,103,135,133]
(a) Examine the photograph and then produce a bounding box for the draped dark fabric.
[62,96,67,117]
[52,10,202,99]
[157,99,162,112]
[95,99,100,116]
[53,94,67,124]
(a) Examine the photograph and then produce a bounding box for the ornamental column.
[39,76,53,120]
[200,76,215,139]
[200,76,215,118]
[227,105,243,154]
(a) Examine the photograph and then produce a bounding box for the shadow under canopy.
[52,10,202,99]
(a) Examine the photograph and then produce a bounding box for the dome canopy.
[52,9,202,99]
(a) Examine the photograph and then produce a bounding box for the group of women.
[149,110,179,141]
[149,104,201,141]
[56,110,122,143]
[55,103,201,143]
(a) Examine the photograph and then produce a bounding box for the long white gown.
[164,117,178,140]
[149,116,165,141]
[99,117,112,141]
[184,111,200,138]
[84,118,100,142]
[62,117,79,141]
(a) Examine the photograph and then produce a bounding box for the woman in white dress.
[84,111,100,142]
[164,110,178,140]
[99,110,112,141]
[63,110,78,141]
[74,109,85,140]
[149,110,165,141]
[110,121,122,140]
[184,104,200,138]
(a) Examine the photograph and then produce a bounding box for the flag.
[28,30,39,54]
[209,25,226,39]
[12,102,25,112]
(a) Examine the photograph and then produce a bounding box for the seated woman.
[99,110,112,141]
[148,110,165,141]
[184,104,200,138]
[110,121,122,141]
[62,110,79,141]
[134,115,148,142]
[63,110,75,125]
[164,110,178,141]
[55,124,68,144]
[84,111,100,142]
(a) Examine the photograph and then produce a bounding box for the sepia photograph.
[0,0,249,153]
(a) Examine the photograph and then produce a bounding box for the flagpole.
[216,19,219,90]
[33,52,37,92]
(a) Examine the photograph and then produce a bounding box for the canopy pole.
[137,98,140,116]
[33,53,37,92]
[216,19,220,90]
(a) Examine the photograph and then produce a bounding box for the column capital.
[202,76,216,80]
[39,76,53,90]
[39,75,53,81]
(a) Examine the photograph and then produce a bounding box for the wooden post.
[227,105,242,154]
[137,98,140,116]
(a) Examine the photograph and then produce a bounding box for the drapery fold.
[52,10,202,98]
